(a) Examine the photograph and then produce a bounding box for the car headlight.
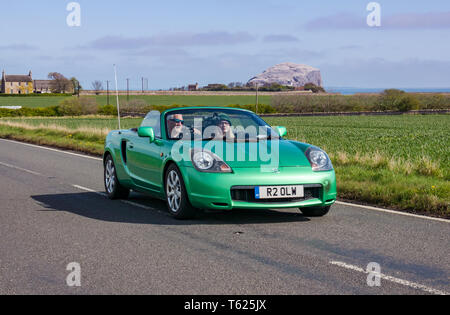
[190,149,232,173]
[305,146,333,171]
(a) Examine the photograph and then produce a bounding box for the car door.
[126,110,163,192]
[126,137,163,192]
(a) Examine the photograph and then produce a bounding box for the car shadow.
[31,192,310,226]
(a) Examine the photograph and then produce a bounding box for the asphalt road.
[0,138,449,295]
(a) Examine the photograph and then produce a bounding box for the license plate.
[255,185,304,199]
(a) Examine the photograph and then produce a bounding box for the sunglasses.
[170,118,184,124]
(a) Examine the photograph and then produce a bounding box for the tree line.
[170,82,326,93]
[46,72,81,94]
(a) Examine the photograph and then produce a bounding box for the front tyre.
[165,164,196,219]
[300,206,331,217]
[104,155,130,199]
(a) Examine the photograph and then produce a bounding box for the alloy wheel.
[166,170,182,213]
[105,159,116,194]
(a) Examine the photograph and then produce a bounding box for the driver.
[167,114,201,139]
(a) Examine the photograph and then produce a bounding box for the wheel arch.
[162,159,178,189]
[103,148,114,166]
[162,159,191,197]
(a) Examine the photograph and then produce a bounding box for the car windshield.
[165,108,278,141]
[140,110,161,138]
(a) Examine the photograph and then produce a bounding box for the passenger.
[216,114,235,139]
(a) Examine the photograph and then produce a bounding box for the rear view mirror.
[274,126,287,138]
[138,127,155,143]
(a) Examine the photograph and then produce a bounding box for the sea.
[325,87,450,95]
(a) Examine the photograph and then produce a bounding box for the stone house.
[1,70,34,94]
[33,80,53,93]
[205,83,226,90]
[188,83,199,91]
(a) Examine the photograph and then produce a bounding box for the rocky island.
[248,62,323,88]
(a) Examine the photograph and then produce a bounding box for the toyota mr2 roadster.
[103,107,336,219]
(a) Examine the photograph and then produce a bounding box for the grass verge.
[0,123,104,156]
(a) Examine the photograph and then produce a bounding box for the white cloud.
[86,32,256,50]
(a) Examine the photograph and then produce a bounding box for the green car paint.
[103,107,336,216]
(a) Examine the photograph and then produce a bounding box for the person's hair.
[167,113,184,121]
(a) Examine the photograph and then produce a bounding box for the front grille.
[231,185,321,203]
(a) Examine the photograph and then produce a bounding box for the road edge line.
[335,201,449,224]
[0,138,102,161]
[329,261,448,295]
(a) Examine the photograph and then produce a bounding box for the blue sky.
[1,0,450,90]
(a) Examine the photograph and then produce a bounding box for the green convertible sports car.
[103,107,336,219]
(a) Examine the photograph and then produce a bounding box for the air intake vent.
[121,140,127,164]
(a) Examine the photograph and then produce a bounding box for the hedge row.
[271,90,450,113]
[1,90,449,117]
[0,105,115,117]
[0,104,276,118]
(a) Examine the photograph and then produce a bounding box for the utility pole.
[255,83,259,114]
[106,80,110,105]
[142,77,144,93]
[126,78,130,101]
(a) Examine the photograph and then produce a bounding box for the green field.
[0,114,448,217]
[0,96,71,108]
[0,116,140,130]
[267,115,449,167]
[0,95,271,108]
[95,95,271,107]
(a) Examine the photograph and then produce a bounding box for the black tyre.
[104,155,130,199]
[300,206,331,217]
[165,164,196,219]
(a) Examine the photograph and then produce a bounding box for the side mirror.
[274,126,287,138]
[138,127,155,143]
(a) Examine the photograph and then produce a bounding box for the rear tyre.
[104,155,130,199]
[300,206,331,217]
[165,164,196,220]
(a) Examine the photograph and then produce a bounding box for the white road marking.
[329,261,448,295]
[71,184,105,196]
[0,138,102,161]
[336,201,449,224]
[0,159,158,213]
[120,199,156,211]
[71,184,159,212]
[0,161,42,176]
